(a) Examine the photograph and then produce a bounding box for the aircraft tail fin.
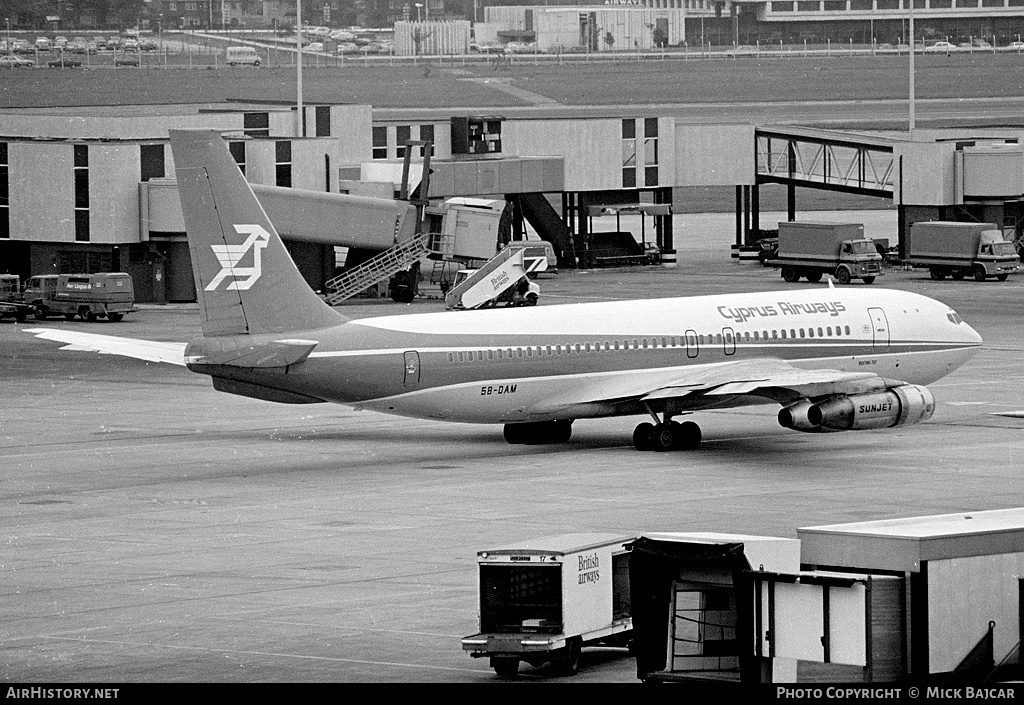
[169,130,347,337]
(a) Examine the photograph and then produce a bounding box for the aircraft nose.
[954,316,983,349]
[964,321,983,346]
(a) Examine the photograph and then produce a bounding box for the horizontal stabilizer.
[23,328,186,365]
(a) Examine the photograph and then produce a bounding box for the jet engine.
[778,399,833,433]
[779,385,935,433]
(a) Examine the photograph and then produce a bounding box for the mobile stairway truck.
[461,533,634,677]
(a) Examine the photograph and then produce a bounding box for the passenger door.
[403,351,421,387]
[868,307,889,348]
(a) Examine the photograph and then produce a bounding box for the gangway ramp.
[323,233,431,304]
[516,193,573,264]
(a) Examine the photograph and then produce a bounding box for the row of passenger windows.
[444,325,854,363]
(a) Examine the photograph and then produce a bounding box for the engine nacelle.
[778,399,831,433]
[808,385,935,431]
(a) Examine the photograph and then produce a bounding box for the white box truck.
[905,221,1019,281]
[774,221,882,285]
[461,533,634,677]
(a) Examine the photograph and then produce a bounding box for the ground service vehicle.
[25,272,136,322]
[225,46,261,66]
[0,274,34,322]
[445,248,540,310]
[905,221,1020,281]
[773,221,882,284]
[462,534,634,677]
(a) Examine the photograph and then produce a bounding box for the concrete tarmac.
[2,243,1023,683]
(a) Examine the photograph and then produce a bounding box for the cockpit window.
[947,311,963,325]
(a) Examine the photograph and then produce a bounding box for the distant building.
[475,1,1024,47]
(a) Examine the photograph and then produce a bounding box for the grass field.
[1,52,1022,109]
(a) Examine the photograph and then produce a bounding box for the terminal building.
[2,99,1024,303]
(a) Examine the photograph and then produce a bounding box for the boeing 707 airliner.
[26,130,983,452]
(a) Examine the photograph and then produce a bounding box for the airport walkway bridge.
[737,126,897,253]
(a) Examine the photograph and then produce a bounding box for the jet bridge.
[740,127,897,255]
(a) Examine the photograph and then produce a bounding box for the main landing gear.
[632,410,702,452]
[503,419,573,445]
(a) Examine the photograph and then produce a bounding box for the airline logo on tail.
[205,224,270,291]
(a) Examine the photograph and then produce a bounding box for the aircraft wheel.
[549,419,572,444]
[675,421,702,451]
[490,657,519,678]
[974,266,987,282]
[632,422,655,451]
[503,424,526,444]
[651,422,676,452]
[835,267,852,285]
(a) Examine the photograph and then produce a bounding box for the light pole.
[4,17,10,66]
[415,3,423,22]
[296,0,304,137]
[909,0,916,133]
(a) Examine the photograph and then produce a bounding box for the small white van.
[225,46,261,66]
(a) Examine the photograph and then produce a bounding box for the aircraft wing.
[533,358,887,413]
[24,328,187,366]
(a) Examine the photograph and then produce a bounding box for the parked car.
[754,236,779,264]
[925,41,957,53]
[34,37,51,51]
[0,55,34,68]
[115,53,140,66]
[47,56,83,68]
[336,42,360,54]
[1008,41,1024,51]
[304,41,324,52]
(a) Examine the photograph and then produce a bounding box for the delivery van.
[26,272,136,322]
[225,46,261,66]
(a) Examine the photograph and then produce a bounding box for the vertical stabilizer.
[169,130,347,337]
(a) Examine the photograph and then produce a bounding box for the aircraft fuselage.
[185,286,981,425]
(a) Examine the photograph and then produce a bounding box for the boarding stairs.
[323,232,431,305]
[444,247,532,310]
